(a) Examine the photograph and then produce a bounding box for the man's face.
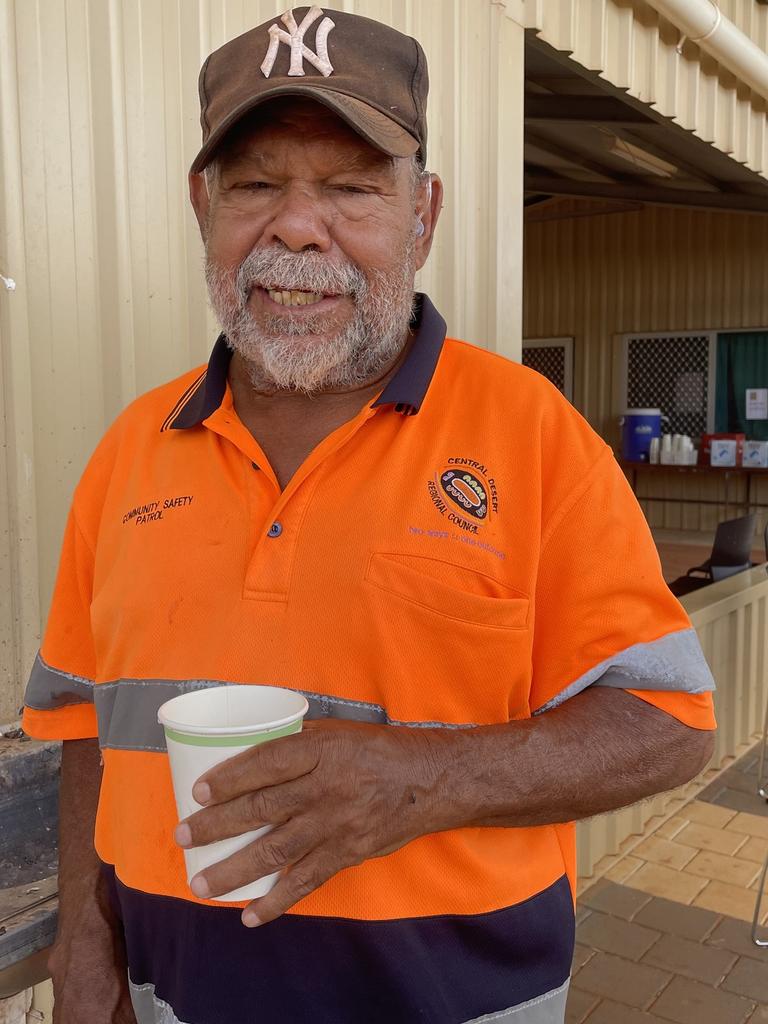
[191,99,438,394]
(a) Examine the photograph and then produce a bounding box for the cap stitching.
[408,38,422,134]
[199,55,212,135]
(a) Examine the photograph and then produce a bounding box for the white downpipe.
[646,0,768,103]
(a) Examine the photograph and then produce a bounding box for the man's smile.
[253,285,348,315]
[267,288,325,306]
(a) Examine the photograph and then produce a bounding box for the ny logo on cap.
[261,6,335,79]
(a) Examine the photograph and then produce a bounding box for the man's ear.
[414,174,444,271]
[189,172,210,241]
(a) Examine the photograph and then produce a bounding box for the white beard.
[204,240,417,395]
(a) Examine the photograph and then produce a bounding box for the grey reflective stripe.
[129,977,190,1024]
[128,975,567,1024]
[24,652,94,710]
[95,677,477,753]
[95,679,224,753]
[295,687,476,731]
[535,626,715,715]
[463,980,569,1023]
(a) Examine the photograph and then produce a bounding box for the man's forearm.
[50,738,135,1023]
[422,688,715,832]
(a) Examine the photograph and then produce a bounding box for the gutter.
[645,0,768,103]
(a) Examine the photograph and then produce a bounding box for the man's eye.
[238,181,274,192]
[334,185,369,194]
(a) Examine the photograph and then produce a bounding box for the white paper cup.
[158,685,309,902]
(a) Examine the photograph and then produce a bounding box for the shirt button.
[267,522,283,538]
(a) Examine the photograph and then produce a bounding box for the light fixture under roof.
[607,136,678,178]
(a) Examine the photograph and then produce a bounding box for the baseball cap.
[191,5,429,174]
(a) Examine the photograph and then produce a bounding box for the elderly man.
[23,7,716,1024]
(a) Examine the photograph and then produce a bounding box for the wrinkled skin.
[175,720,451,925]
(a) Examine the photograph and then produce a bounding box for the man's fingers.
[241,853,336,927]
[188,820,317,899]
[193,728,321,805]
[176,777,313,848]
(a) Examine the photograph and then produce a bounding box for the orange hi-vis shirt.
[23,296,715,1024]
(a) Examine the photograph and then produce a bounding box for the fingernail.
[174,823,192,848]
[242,910,261,928]
[193,781,211,804]
[190,875,211,898]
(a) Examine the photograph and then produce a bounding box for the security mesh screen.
[523,345,566,393]
[626,335,710,437]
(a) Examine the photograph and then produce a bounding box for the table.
[621,461,768,519]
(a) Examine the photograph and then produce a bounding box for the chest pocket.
[365,552,529,629]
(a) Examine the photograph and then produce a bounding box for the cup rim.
[157,684,309,737]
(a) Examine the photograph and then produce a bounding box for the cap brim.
[190,85,419,174]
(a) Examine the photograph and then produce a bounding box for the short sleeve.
[22,508,98,740]
[530,449,716,731]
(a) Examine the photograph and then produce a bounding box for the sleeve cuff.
[22,703,99,741]
[625,689,717,731]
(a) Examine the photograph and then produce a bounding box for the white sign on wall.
[746,388,768,420]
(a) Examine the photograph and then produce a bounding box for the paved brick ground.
[568,880,767,1022]
[698,748,768,820]
[568,743,768,1023]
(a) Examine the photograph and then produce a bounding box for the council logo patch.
[441,469,487,520]
[427,459,499,535]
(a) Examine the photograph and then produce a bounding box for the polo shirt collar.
[372,294,446,415]
[167,292,446,430]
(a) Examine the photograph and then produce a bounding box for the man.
[23,7,716,1024]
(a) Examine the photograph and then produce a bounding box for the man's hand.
[50,943,136,1024]
[174,721,449,927]
[53,739,137,1024]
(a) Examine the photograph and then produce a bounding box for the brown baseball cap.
[191,5,429,174]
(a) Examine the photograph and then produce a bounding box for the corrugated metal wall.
[0,0,524,722]
[521,0,768,177]
[524,201,768,532]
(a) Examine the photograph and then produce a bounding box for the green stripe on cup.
[162,721,302,747]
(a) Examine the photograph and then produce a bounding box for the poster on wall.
[746,388,768,420]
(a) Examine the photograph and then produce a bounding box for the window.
[522,337,574,401]
[619,332,716,436]
[715,332,768,440]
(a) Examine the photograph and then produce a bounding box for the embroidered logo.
[427,459,499,535]
[441,470,487,520]
[121,495,194,527]
[261,6,336,79]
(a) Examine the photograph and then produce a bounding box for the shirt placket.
[203,392,381,603]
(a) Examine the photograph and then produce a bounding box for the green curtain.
[715,332,768,441]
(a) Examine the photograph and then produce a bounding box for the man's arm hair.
[422,687,714,831]
[49,739,136,1023]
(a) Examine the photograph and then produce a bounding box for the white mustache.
[234,246,367,304]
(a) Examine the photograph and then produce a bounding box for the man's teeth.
[267,288,325,307]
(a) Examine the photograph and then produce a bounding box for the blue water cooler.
[621,408,662,462]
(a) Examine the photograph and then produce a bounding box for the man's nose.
[265,186,333,252]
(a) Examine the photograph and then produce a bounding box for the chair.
[711,563,752,582]
[747,520,768,569]
[668,513,757,597]
[752,853,768,947]
[685,513,757,581]
[757,660,768,801]
[755,670,768,946]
